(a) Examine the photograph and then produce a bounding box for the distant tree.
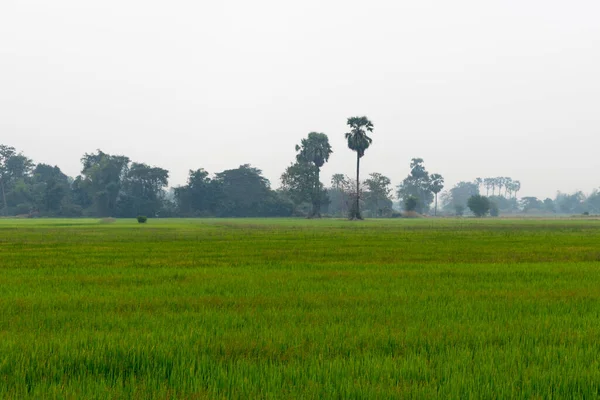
[281,161,325,216]
[294,132,332,218]
[555,191,585,214]
[327,174,349,217]
[214,164,279,217]
[543,198,556,213]
[364,173,393,217]
[330,174,345,189]
[520,196,543,213]
[428,173,444,216]
[0,145,18,215]
[345,116,374,220]
[80,150,130,216]
[404,196,418,212]
[468,195,491,217]
[397,158,434,214]
[489,201,499,217]
[586,190,600,214]
[0,145,34,215]
[31,164,70,214]
[119,163,169,217]
[443,181,479,213]
[454,204,465,216]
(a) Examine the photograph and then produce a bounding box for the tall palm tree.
[345,116,374,220]
[429,173,445,216]
[296,132,332,218]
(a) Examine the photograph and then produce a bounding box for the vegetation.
[344,116,374,220]
[467,194,491,217]
[2,143,600,219]
[3,218,600,398]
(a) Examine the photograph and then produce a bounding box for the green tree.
[428,173,444,216]
[80,151,130,216]
[0,145,34,215]
[345,116,374,220]
[294,132,332,218]
[443,181,479,213]
[397,158,433,214]
[119,163,169,217]
[364,173,393,217]
[280,161,323,215]
[404,196,418,212]
[31,164,70,214]
[467,195,491,217]
[174,169,221,216]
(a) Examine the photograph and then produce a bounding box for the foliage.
[441,181,479,214]
[363,173,393,217]
[404,196,418,212]
[397,158,437,214]
[283,132,332,218]
[137,215,148,223]
[468,195,491,217]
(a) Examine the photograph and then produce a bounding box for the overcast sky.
[1,0,599,199]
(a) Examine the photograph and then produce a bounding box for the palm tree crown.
[345,117,373,158]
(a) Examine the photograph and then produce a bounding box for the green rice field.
[2,218,600,398]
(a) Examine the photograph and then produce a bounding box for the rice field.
[1,218,600,399]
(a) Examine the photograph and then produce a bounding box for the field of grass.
[2,218,600,398]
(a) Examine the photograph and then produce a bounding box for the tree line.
[2,117,599,218]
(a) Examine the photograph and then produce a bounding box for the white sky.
[1,0,599,199]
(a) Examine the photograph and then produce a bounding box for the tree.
[467,195,491,217]
[520,196,543,213]
[0,145,34,215]
[364,173,393,217]
[280,161,323,215]
[345,116,373,220]
[119,163,169,217]
[443,181,480,213]
[397,158,434,214]
[328,174,350,217]
[80,150,130,216]
[429,173,444,216]
[213,164,272,217]
[31,164,70,214]
[294,132,332,218]
[404,196,418,212]
[0,145,17,215]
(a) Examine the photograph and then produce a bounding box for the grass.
[1,218,600,398]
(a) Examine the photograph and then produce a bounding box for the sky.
[1,0,599,199]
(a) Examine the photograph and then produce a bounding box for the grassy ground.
[1,218,600,399]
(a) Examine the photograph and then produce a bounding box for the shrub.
[137,216,148,223]
[468,195,491,217]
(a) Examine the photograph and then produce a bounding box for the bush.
[468,195,491,217]
[137,216,148,223]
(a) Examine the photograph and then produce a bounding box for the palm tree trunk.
[435,193,438,216]
[311,168,320,218]
[354,153,361,219]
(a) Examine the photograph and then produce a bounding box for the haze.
[1,0,599,199]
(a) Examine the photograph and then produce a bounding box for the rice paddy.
[1,218,600,398]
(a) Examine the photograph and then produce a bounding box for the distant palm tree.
[296,132,332,218]
[345,116,374,220]
[429,173,445,216]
